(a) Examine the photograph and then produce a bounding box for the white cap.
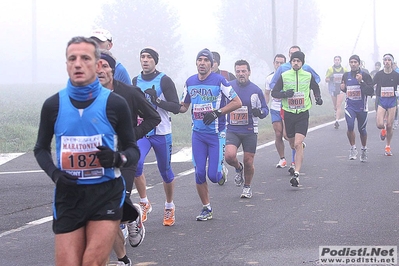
[90,28,112,42]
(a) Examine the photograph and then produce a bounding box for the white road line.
[0,216,52,238]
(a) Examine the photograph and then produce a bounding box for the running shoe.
[334,121,339,129]
[290,172,299,187]
[218,164,228,185]
[163,208,175,226]
[288,162,295,176]
[276,158,287,168]
[196,207,213,221]
[139,201,152,222]
[380,129,387,141]
[126,258,132,266]
[120,223,128,246]
[349,147,358,160]
[360,148,368,162]
[127,203,145,247]
[234,162,244,186]
[240,186,252,198]
[385,146,392,156]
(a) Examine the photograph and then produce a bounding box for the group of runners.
[33,27,398,265]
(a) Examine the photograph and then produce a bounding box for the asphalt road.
[1,112,398,266]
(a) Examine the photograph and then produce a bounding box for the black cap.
[290,51,305,64]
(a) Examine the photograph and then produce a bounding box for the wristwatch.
[156,97,162,104]
[216,109,223,116]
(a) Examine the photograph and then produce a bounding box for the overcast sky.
[1,0,399,85]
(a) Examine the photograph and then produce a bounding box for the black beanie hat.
[349,55,361,64]
[290,51,305,64]
[100,52,116,72]
[140,48,159,65]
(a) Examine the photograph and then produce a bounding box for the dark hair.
[212,51,221,65]
[375,61,381,66]
[383,53,395,62]
[334,56,342,61]
[289,45,301,52]
[66,36,100,60]
[274,54,286,63]
[234,59,250,71]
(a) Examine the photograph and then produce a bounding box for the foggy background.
[2,0,398,87]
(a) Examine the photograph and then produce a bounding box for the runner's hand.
[96,146,121,168]
[252,108,263,117]
[144,85,157,103]
[315,97,323,105]
[51,169,78,186]
[283,89,295,98]
[203,110,222,125]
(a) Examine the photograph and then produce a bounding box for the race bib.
[230,106,248,125]
[381,86,394,97]
[333,73,343,84]
[346,85,361,100]
[60,135,104,179]
[288,92,305,109]
[193,103,213,120]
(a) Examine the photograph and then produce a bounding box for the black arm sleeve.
[341,73,348,93]
[106,93,140,167]
[271,76,286,98]
[34,93,59,179]
[156,75,181,114]
[310,76,321,98]
[130,86,161,139]
[361,73,374,96]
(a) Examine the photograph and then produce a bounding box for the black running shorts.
[52,177,124,234]
[283,110,309,139]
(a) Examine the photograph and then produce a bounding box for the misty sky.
[2,0,399,85]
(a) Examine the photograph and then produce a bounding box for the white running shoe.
[276,158,287,168]
[234,162,244,186]
[127,203,145,247]
[349,147,358,160]
[240,186,252,198]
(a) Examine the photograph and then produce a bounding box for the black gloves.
[96,146,122,168]
[252,108,263,117]
[144,85,157,104]
[315,97,323,105]
[283,89,295,98]
[51,169,78,186]
[203,110,222,125]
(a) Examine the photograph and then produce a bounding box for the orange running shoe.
[139,201,152,222]
[385,146,392,156]
[163,208,175,226]
[380,129,387,141]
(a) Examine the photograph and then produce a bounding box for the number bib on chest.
[346,85,361,100]
[193,103,213,120]
[60,135,104,179]
[288,92,305,109]
[333,73,343,84]
[230,106,248,125]
[381,86,394,97]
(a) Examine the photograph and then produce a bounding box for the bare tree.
[94,0,183,79]
[218,0,320,68]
